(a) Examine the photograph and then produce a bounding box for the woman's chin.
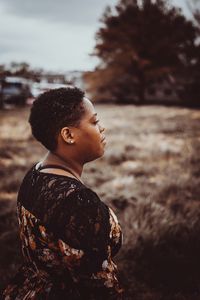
[85,144,106,162]
[94,148,106,161]
[99,145,106,157]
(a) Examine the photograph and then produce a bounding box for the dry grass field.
[0,104,200,299]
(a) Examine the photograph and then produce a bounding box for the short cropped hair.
[29,87,85,151]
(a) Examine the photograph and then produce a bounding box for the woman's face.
[74,97,106,163]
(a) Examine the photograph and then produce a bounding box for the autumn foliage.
[85,0,200,105]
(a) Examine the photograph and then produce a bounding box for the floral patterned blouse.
[3,164,124,299]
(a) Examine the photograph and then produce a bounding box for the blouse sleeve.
[63,187,110,272]
[47,187,124,299]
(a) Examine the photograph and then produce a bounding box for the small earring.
[69,140,74,144]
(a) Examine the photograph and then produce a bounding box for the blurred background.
[0,0,200,299]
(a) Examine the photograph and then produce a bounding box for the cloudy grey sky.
[0,0,189,72]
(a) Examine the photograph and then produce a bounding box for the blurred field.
[0,104,200,299]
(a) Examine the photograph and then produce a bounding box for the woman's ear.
[60,127,74,144]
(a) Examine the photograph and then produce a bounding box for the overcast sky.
[0,0,189,72]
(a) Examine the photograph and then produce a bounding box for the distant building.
[64,71,86,90]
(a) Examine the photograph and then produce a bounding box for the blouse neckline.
[33,163,84,185]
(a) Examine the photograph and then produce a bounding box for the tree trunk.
[0,88,3,109]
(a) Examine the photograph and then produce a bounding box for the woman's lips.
[101,137,106,144]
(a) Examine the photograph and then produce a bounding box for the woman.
[3,87,124,299]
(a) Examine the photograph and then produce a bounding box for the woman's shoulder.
[20,163,84,190]
[17,163,85,214]
[63,186,109,216]
[67,186,101,202]
[18,164,105,209]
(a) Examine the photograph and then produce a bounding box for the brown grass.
[0,104,200,299]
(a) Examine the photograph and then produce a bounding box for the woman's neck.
[41,151,83,180]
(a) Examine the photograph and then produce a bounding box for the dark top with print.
[3,164,124,300]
